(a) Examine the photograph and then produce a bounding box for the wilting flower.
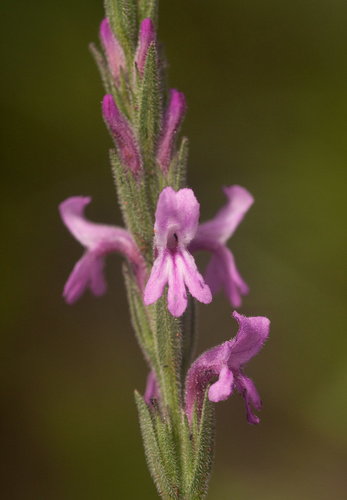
[185,311,270,425]
[135,18,156,77]
[102,94,142,176]
[144,187,212,317]
[156,89,187,173]
[100,18,126,85]
[59,196,147,304]
[190,185,254,307]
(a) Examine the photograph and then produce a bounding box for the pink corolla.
[59,196,147,304]
[190,185,254,308]
[185,311,270,425]
[135,18,156,77]
[100,18,126,85]
[144,187,212,317]
[102,94,142,176]
[156,89,187,174]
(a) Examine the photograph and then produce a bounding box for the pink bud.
[100,18,126,85]
[135,18,156,77]
[102,94,142,176]
[156,89,187,173]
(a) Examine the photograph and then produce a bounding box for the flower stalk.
[61,2,270,498]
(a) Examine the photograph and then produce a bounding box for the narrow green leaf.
[155,409,180,492]
[190,392,215,499]
[172,136,189,190]
[123,263,154,364]
[179,410,195,493]
[135,392,181,499]
[105,0,137,71]
[138,0,159,26]
[89,43,112,93]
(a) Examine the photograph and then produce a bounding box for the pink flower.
[59,197,147,304]
[190,185,254,307]
[185,311,270,424]
[143,187,212,317]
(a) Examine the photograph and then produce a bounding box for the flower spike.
[190,185,254,307]
[185,311,270,424]
[144,187,212,317]
[59,196,147,303]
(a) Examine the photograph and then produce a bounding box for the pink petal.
[179,250,212,305]
[204,246,249,307]
[154,187,200,250]
[228,311,270,369]
[208,365,234,402]
[144,251,170,306]
[195,185,254,244]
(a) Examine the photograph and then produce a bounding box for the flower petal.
[185,341,232,422]
[60,197,147,301]
[179,250,212,305]
[144,251,170,306]
[154,187,200,250]
[208,365,234,402]
[63,252,106,304]
[195,185,254,244]
[204,246,248,307]
[235,373,262,425]
[228,311,270,370]
[167,253,187,317]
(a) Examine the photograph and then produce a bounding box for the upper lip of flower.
[143,187,212,317]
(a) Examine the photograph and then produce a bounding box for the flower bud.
[135,18,156,77]
[100,18,126,85]
[102,94,142,176]
[156,89,186,174]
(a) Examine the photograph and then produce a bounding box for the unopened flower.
[190,185,254,307]
[59,196,147,303]
[144,187,212,317]
[185,311,270,425]
[102,94,142,176]
[143,370,160,405]
[135,18,156,77]
[156,89,186,174]
[100,18,126,85]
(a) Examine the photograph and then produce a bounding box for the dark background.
[1,1,346,498]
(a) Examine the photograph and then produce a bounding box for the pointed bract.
[59,196,147,303]
[185,311,270,424]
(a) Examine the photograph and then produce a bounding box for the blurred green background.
[1,1,346,498]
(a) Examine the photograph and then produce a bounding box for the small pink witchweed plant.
[60,2,270,498]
